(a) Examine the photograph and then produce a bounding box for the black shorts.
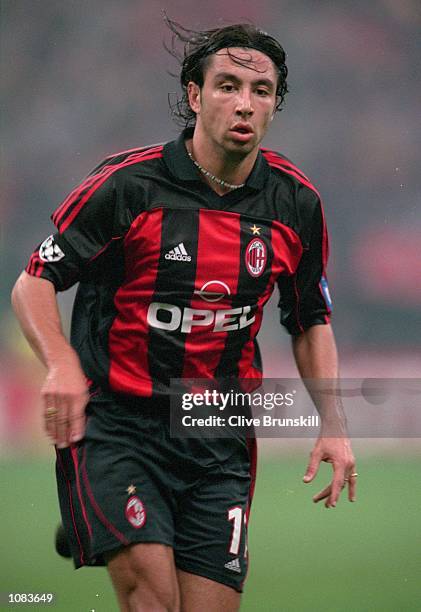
[55,393,257,592]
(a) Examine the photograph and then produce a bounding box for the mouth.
[230,124,254,135]
[229,124,254,142]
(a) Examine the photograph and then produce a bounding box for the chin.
[224,139,257,157]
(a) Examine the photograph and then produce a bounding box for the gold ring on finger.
[46,407,58,418]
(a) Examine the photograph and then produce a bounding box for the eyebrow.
[213,72,275,89]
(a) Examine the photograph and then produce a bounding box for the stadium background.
[1,1,420,610]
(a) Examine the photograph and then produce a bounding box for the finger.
[312,484,331,503]
[43,393,58,444]
[55,398,70,449]
[68,403,87,444]
[303,451,322,483]
[327,465,346,507]
[348,472,358,502]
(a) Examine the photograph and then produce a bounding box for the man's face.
[188,47,278,158]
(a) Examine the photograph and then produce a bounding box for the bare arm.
[292,324,357,507]
[11,271,89,447]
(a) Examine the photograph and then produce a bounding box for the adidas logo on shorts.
[165,242,191,262]
[224,558,241,573]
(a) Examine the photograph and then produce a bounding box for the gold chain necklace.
[187,151,245,190]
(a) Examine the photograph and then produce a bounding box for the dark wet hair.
[164,16,288,127]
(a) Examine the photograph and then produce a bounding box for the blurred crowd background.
[1,0,420,454]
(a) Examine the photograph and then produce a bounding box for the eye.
[220,84,235,92]
[256,88,270,97]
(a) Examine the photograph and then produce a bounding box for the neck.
[187,132,258,194]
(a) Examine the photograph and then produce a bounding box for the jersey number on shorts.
[228,506,246,556]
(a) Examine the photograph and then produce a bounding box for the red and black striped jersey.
[25,128,331,397]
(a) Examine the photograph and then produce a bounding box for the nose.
[235,89,254,117]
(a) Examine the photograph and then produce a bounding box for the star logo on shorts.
[126,484,136,495]
[250,224,261,235]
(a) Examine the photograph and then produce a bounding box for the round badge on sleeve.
[39,235,65,262]
[245,238,267,277]
[125,496,146,529]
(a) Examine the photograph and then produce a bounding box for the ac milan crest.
[245,239,267,277]
[125,495,146,529]
[39,235,65,262]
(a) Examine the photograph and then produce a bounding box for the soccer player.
[12,20,356,612]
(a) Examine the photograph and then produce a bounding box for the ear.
[187,81,201,114]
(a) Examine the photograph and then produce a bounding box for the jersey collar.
[163,127,270,192]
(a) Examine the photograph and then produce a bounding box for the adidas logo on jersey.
[165,242,191,262]
[224,558,241,573]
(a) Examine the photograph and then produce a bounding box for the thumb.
[303,453,321,483]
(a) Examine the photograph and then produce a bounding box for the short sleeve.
[277,195,332,335]
[25,168,119,291]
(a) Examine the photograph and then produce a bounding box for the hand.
[303,437,357,508]
[41,356,90,448]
